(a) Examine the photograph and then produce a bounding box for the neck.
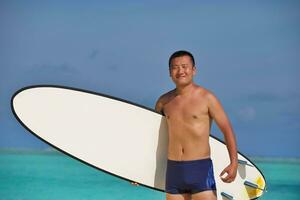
[176,82,195,96]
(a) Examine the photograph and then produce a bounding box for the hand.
[131,182,139,186]
[220,162,238,183]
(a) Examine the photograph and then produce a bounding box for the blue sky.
[0,1,299,157]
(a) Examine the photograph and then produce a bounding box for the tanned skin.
[155,55,238,200]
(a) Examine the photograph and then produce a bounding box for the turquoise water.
[1,150,300,200]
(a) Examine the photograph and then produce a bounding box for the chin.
[175,80,191,87]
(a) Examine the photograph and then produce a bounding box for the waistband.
[167,158,212,164]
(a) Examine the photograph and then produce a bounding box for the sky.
[0,0,299,158]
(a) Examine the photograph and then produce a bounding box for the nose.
[178,67,184,74]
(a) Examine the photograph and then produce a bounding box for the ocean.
[1,150,299,200]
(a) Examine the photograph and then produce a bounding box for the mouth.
[177,75,186,79]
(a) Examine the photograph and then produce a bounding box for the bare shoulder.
[201,88,224,112]
[194,86,219,105]
[155,90,175,113]
[194,85,214,98]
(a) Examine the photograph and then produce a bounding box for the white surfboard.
[11,85,266,200]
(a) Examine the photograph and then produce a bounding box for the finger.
[221,174,233,183]
[221,176,228,183]
[220,171,225,177]
[226,174,236,183]
[220,169,228,177]
[222,177,232,183]
[227,177,234,183]
[131,182,139,186]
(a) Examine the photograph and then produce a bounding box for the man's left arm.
[207,92,238,183]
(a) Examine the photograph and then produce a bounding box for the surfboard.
[11,85,266,200]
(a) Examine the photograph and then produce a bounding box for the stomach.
[166,119,212,161]
[167,138,211,161]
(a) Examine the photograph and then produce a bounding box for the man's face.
[169,55,196,87]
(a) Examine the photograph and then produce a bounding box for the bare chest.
[163,96,209,122]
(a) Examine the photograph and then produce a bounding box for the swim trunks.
[165,158,216,194]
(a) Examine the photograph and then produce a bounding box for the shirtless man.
[155,50,238,200]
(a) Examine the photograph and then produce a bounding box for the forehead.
[170,55,193,66]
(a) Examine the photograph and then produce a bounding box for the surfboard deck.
[11,85,266,200]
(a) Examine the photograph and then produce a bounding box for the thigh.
[191,190,217,200]
[166,193,191,200]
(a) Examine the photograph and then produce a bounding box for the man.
[155,50,238,200]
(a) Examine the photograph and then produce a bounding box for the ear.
[192,66,197,76]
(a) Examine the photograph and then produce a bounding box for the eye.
[171,66,179,70]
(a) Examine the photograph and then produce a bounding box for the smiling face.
[169,55,196,87]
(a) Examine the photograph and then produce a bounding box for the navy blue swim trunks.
[165,158,216,194]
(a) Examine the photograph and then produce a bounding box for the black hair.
[168,50,195,68]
